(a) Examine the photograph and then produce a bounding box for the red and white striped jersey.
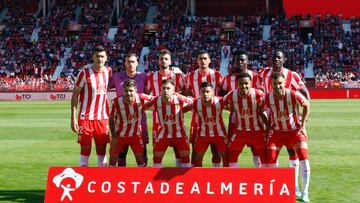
[146,95,192,139]
[221,70,261,91]
[260,90,307,131]
[110,93,153,137]
[186,69,223,97]
[192,97,227,138]
[223,88,265,131]
[145,70,185,96]
[257,67,305,94]
[75,64,112,120]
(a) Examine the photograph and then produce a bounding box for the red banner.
[308,88,360,99]
[45,167,295,203]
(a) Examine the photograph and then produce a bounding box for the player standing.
[145,49,186,167]
[258,50,310,195]
[108,53,149,166]
[260,72,311,202]
[185,50,223,167]
[71,46,112,167]
[221,49,263,167]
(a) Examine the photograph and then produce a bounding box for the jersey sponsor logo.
[204,116,217,126]
[126,113,139,123]
[96,84,107,95]
[239,108,253,118]
[164,114,176,122]
[276,110,290,121]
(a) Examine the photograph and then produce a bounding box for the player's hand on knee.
[300,127,308,138]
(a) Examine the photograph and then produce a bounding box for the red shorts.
[189,113,199,144]
[77,119,110,146]
[153,137,190,152]
[228,130,266,151]
[194,136,228,153]
[110,135,144,154]
[267,130,307,149]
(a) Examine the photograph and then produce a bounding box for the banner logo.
[52,168,84,201]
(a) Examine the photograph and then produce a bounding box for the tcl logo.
[16,94,31,100]
[50,94,66,101]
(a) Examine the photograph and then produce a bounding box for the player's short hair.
[272,50,285,58]
[234,49,249,58]
[200,82,213,89]
[161,79,175,86]
[236,71,253,81]
[159,49,172,57]
[126,52,138,60]
[272,72,286,80]
[123,79,137,89]
[197,50,210,58]
[93,46,106,54]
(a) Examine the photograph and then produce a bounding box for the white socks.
[80,155,89,166]
[212,163,221,167]
[153,163,163,168]
[253,156,261,168]
[97,155,107,167]
[229,162,240,168]
[290,159,300,190]
[181,163,192,168]
[300,160,310,194]
[175,158,182,167]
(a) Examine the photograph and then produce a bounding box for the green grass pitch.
[0,99,359,202]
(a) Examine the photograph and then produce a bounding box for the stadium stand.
[0,0,358,91]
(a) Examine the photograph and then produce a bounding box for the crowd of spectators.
[0,1,359,91]
[311,14,359,87]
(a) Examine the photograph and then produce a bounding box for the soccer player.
[108,79,153,167]
[108,53,149,166]
[186,50,223,167]
[221,49,263,167]
[190,82,229,167]
[71,46,112,167]
[223,72,268,168]
[145,49,186,167]
[260,72,311,202]
[258,50,311,195]
[146,79,192,168]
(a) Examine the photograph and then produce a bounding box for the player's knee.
[81,146,91,156]
[296,148,309,161]
[95,145,106,155]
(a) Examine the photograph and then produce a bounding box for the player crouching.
[109,79,153,167]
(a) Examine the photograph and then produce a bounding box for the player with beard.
[145,49,186,167]
[258,50,310,197]
[109,53,149,166]
[185,50,223,167]
[259,72,311,202]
